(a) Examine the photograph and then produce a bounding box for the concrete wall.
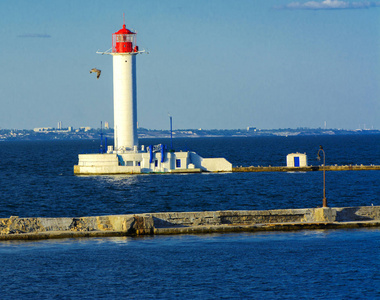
[1,206,379,240]
[233,165,380,172]
[77,154,119,166]
[149,206,380,226]
[74,165,141,175]
[190,152,232,172]
[334,206,380,221]
[150,209,313,227]
[75,153,142,175]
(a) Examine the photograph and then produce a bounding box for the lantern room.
[112,24,138,53]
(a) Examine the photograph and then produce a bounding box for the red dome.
[114,24,135,35]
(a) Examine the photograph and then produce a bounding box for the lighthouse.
[74,21,232,175]
[112,23,140,152]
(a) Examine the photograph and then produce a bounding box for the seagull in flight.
[90,68,101,79]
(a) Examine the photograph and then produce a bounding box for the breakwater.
[1,206,379,241]
[233,165,380,172]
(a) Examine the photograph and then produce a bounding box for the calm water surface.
[1,229,379,299]
[0,135,379,298]
[0,135,379,217]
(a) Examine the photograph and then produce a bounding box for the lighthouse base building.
[74,22,231,175]
[74,148,232,175]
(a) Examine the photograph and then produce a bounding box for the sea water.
[0,135,379,298]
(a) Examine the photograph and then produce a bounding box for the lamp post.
[317,145,327,207]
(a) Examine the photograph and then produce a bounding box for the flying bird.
[90,68,101,79]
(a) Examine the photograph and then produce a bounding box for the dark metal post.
[169,115,173,150]
[317,146,327,207]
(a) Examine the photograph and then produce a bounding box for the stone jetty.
[1,206,379,241]
[233,165,380,172]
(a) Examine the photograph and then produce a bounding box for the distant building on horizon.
[78,127,92,132]
[34,127,53,132]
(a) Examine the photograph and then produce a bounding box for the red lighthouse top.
[112,23,138,53]
[115,24,134,35]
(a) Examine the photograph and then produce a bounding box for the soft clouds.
[279,0,380,10]
[17,34,51,38]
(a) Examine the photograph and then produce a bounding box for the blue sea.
[0,135,379,299]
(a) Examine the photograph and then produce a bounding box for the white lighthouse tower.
[74,21,232,175]
[112,23,139,152]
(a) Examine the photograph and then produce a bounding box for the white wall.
[190,152,232,172]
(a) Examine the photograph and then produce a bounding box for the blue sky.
[0,0,379,130]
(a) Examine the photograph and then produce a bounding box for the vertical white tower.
[111,23,140,152]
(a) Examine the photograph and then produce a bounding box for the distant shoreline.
[0,128,379,141]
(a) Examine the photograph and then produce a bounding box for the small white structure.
[287,153,308,167]
[74,21,232,175]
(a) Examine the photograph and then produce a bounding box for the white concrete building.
[287,153,308,167]
[74,21,232,175]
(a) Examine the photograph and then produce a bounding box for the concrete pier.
[1,206,379,241]
[233,165,380,172]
